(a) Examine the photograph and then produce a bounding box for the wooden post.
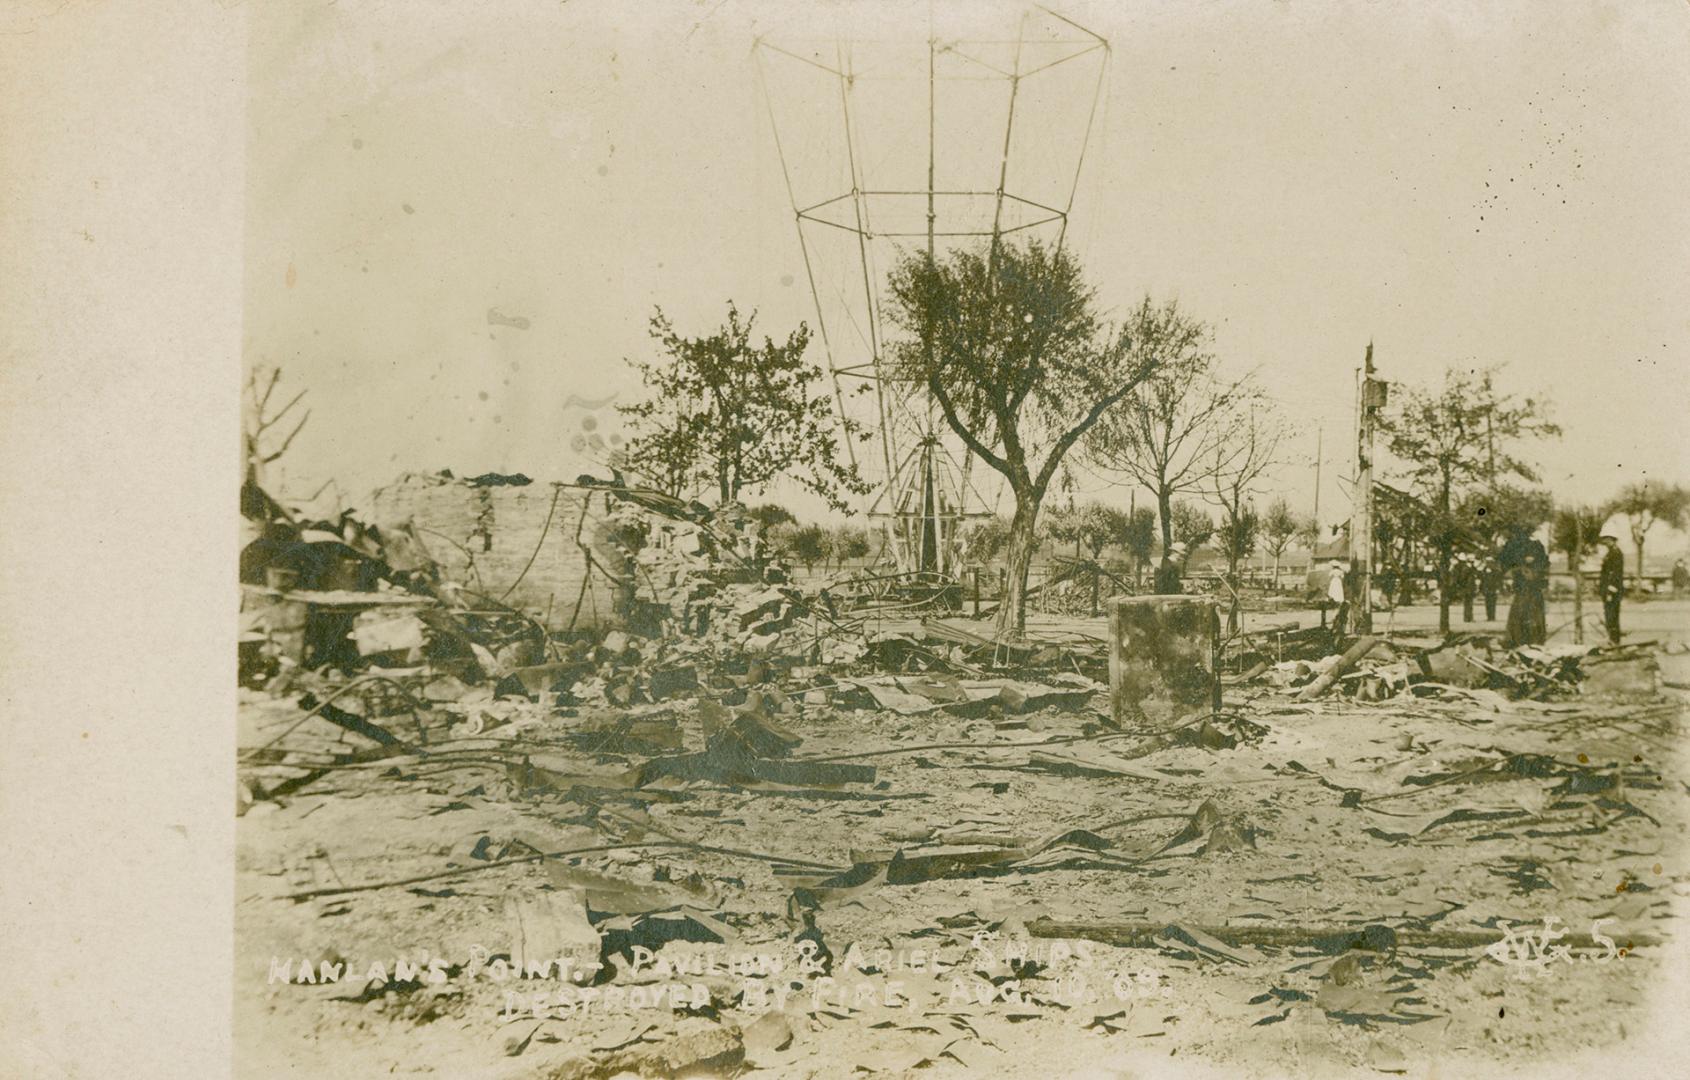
[1296,635,1380,700]
[1571,510,1585,645]
[972,567,981,617]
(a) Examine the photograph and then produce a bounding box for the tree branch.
[929,375,1011,478]
[261,410,311,464]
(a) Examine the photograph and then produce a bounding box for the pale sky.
[247,0,1690,534]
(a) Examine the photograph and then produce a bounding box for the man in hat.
[1598,534,1626,645]
[1326,559,1350,641]
[1154,542,1187,594]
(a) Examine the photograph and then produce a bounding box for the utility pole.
[1312,427,1322,539]
[1354,343,1387,634]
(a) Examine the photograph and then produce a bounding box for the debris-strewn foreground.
[236,482,1690,1078]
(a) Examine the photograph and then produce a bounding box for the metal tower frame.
[754,5,1109,575]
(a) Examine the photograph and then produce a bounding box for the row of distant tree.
[610,235,1683,634]
[614,247,1296,629]
[744,504,875,575]
[962,496,1313,582]
[741,492,1321,586]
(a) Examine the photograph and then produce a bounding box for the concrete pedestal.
[1108,596,1221,728]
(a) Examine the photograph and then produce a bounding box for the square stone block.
[1108,596,1220,728]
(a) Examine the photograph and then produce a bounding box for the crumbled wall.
[363,473,620,629]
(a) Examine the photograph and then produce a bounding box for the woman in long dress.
[1500,529,1549,647]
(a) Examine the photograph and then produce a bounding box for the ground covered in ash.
[235,645,1690,1079]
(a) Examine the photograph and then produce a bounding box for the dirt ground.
[234,612,1690,1079]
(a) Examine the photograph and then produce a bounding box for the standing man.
[1453,554,1477,624]
[1154,542,1187,594]
[1326,559,1349,643]
[1598,534,1626,645]
[1479,555,1501,621]
[1671,558,1688,600]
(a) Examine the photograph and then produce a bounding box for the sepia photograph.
[22,0,1686,1076]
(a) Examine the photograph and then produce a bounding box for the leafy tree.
[960,515,1013,567]
[884,239,1163,632]
[1262,497,1299,584]
[1077,502,1135,561]
[1610,481,1690,584]
[1118,506,1158,586]
[792,524,832,574]
[1042,503,1084,558]
[1551,504,1608,639]
[1294,513,1322,555]
[748,503,796,531]
[829,525,872,570]
[1549,505,1609,568]
[1456,484,1553,553]
[1380,366,1558,633]
[1214,506,1259,574]
[1084,310,1246,551]
[618,303,870,510]
[1169,501,1214,551]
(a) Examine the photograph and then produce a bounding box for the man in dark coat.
[1479,556,1501,620]
[1452,554,1477,623]
[1598,534,1626,645]
[1154,542,1187,594]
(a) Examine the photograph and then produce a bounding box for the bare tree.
[884,239,1164,633]
[243,365,311,490]
[1084,314,1248,552]
[1205,404,1284,630]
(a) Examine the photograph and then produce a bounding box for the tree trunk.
[1437,475,1453,635]
[1157,487,1174,550]
[1568,551,1584,645]
[1437,550,1452,635]
[1226,550,1241,633]
[999,499,1040,636]
[1634,538,1646,589]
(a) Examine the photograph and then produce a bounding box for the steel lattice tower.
[755,3,1109,575]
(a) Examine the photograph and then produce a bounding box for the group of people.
[1494,528,1627,647]
[1448,552,1502,622]
[1150,527,1637,647]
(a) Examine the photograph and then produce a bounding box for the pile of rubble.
[234,476,1689,1077]
[1239,632,1664,705]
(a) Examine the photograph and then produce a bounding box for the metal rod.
[755,47,859,474]
[835,41,897,489]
